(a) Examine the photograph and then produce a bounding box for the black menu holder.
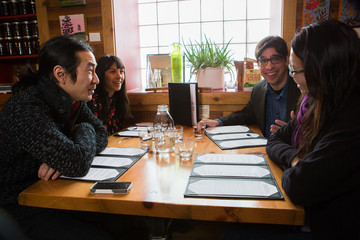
[168,82,199,127]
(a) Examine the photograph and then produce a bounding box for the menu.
[61,147,147,182]
[184,153,283,199]
[205,125,267,150]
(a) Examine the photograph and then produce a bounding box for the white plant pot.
[197,67,224,89]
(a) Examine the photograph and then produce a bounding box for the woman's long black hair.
[94,55,132,124]
[291,20,360,157]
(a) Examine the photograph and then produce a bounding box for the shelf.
[0,14,37,21]
[0,55,39,60]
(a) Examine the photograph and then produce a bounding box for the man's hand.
[198,119,220,127]
[38,163,61,181]
[270,111,295,134]
[270,120,287,134]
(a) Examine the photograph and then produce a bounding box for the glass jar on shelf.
[0,37,6,56]
[1,22,12,37]
[0,1,10,16]
[14,36,24,55]
[30,20,38,36]
[9,0,19,16]
[30,0,36,14]
[18,0,31,15]
[12,22,22,37]
[21,21,31,36]
[5,37,15,56]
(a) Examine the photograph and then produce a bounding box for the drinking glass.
[178,137,195,161]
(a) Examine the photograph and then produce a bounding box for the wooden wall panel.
[36,0,108,59]
[128,91,251,123]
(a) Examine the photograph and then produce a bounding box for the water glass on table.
[178,137,195,161]
[193,123,206,139]
[147,126,155,141]
[174,126,184,142]
[138,131,152,150]
[154,128,176,153]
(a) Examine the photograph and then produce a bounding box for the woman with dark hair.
[88,55,133,135]
[266,20,360,239]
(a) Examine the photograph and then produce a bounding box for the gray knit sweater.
[0,78,108,206]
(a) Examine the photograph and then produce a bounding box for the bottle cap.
[157,105,168,111]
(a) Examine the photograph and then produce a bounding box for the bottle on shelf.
[153,68,162,88]
[153,105,175,153]
[170,43,183,83]
[0,6,39,57]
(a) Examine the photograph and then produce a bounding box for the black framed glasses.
[288,64,304,77]
[257,55,283,67]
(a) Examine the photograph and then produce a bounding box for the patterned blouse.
[88,95,122,136]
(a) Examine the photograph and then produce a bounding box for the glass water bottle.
[153,105,175,153]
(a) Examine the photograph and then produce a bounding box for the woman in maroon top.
[88,55,133,135]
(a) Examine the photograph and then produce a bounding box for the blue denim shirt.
[264,79,289,138]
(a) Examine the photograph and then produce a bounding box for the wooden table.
[18,126,304,227]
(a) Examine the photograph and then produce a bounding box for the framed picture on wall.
[302,0,330,27]
[59,0,86,7]
[338,0,360,27]
[59,14,88,41]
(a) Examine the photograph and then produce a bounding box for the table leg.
[143,217,173,240]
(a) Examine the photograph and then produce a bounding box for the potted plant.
[183,36,234,89]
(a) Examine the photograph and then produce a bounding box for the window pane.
[202,22,223,43]
[201,0,223,21]
[158,1,178,24]
[224,21,246,43]
[158,24,179,46]
[248,0,270,19]
[139,26,158,47]
[180,23,201,44]
[138,3,157,25]
[138,0,154,3]
[246,43,257,60]
[135,0,282,88]
[224,0,246,20]
[179,0,200,23]
[229,43,246,61]
[247,20,269,43]
[159,46,172,54]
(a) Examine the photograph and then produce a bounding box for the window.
[137,0,282,88]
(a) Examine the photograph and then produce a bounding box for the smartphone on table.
[90,181,133,194]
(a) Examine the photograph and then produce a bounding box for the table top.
[18,125,304,225]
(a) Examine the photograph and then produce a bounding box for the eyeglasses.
[288,64,304,78]
[257,55,283,67]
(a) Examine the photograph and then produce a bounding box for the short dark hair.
[255,36,288,61]
[38,36,93,84]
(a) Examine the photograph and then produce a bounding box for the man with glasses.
[199,36,301,138]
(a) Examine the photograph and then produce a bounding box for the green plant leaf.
[183,35,234,77]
